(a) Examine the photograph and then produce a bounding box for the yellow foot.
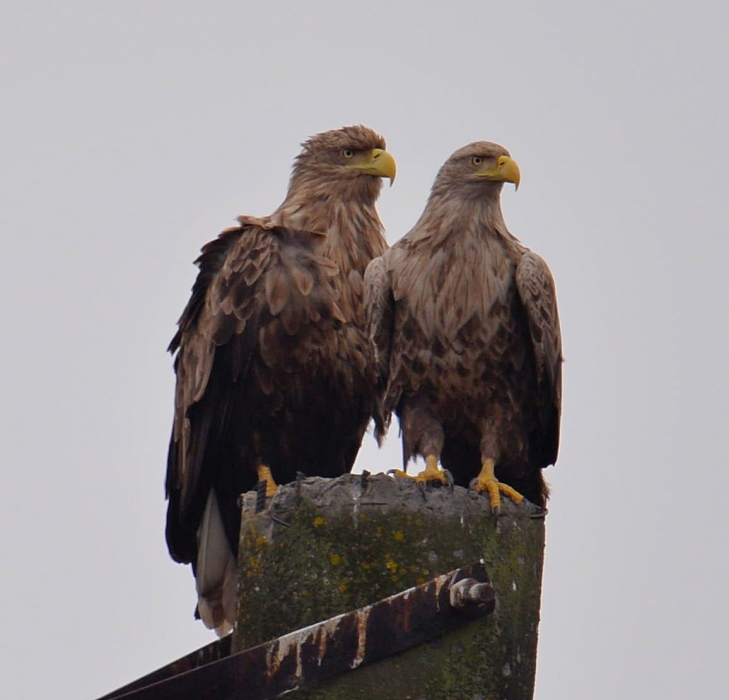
[256,464,279,498]
[390,455,452,486]
[470,459,523,513]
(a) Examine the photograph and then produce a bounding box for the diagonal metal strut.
[101,562,494,700]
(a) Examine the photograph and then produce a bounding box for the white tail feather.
[196,490,237,636]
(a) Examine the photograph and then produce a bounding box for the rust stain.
[352,608,371,669]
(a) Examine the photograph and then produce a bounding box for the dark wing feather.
[165,226,249,563]
[168,227,244,354]
[166,223,355,564]
[165,224,294,563]
[364,255,395,442]
[515,250,563,465]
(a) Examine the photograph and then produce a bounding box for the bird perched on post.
[165,126,396,634]
[365,141,561,512]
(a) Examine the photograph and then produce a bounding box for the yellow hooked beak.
[345,148,397,184]
[476,155,520,190]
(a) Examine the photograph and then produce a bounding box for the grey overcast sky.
[2,2,728,698]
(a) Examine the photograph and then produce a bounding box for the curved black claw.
[254,480,267,513]
[469,477,501,518]
[443,469,455,490]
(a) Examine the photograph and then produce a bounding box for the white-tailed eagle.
[366,141,560,512]
[166,126,396,633]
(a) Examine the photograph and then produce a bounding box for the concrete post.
[233,473,545,700]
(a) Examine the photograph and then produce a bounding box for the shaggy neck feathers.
[269,167,386,275]
[408,184,515,248]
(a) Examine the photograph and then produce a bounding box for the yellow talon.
[470,458,524,511]
[391,455,451,486]
[256,464,279,498]
[415,455,451,485]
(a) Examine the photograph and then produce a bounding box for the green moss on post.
[234,474,545,700]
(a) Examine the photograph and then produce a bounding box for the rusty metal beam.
[100,562,494,700]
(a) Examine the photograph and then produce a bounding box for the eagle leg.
[256,464,279,498]
[470,458,524,513]
[390,455,452,486]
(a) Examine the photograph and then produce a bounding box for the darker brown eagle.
[365,141,561,512]
[166,126,395,633]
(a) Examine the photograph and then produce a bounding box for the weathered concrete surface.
[234,473,545,699]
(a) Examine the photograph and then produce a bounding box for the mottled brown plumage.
[166,126,394,633]
[366,142,561,509]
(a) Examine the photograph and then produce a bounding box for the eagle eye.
[471,156,483,166]
[342,148,355,158]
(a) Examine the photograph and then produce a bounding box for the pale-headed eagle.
[165,126,396,633]
[365,141,561,512]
